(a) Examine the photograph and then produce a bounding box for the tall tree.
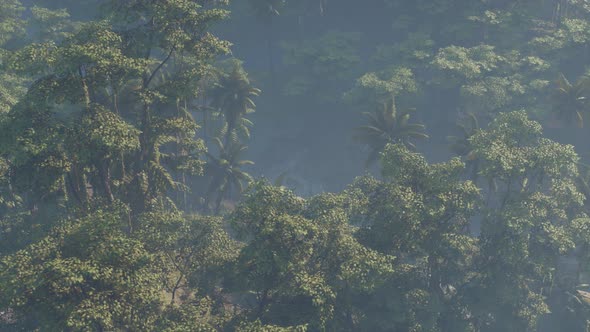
[209,63,261,146]
[350,144,480,331]
[227,180,395,331]
[203,137,253,214]
[0,0,231,217]
[468,111,586,331]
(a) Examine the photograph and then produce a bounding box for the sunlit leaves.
[432,44,505,82]
[0,0,25,47]
[470,111,578,186]
[0,207,163,330]
[346,66,417,107]
[77,105,140,158]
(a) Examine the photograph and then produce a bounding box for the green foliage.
[204,137,254,214]
[552,73,590,127]
[228,181,396,330]
[4,0,590,331]
[209,61,261,144]
[0,0,25,47]
[155,298,227,332]
[346,66,418,108]
[281,31,361,100]
[432,45,505,82]
[235,320,307,332]
[468,111,586,331]
[354,97,428,168]
[77,105,141,159]
[0,207,164,331]
[0,72,27,114]
[348,144,479,331]
[137,211,241,298]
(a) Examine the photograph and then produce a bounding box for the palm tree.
[209,64,261,146]
[553,73,590,128]
[203,137,253,214]
[447,112,481,182]
[564,285,590,331]
[353,96,428,168]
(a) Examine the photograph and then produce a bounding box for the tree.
[209,63,261,146]
[0,0,27,114]
[0,0,231,217]
[226,180,395,331]
[552,73,590,128]
[467,110,586,331]
[348,144,480,331]
[345,66,417,111]
[447,112,482,182]
[0,207,164,331]
[136,211,240,312]
[353,96,428,168]
[203,137,254,214]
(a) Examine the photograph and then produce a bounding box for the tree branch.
[144,46,176,89]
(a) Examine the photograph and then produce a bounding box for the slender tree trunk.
[171,273,184,305]
[72,161,89,205]
[66,172,83,205]
[113,90,120,115]
[225,119,236,147]
[127,209,133,235]
[98,159,114,203]
[139,105,151,167]
[256,288,270,319]
[204,175,222,214]
[139,46,175,164]
[177,98,189,212]
[200,80,210,146]
[79,66,91,109]
[214,189,225,215]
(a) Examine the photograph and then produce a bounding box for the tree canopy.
[3,0,590,331]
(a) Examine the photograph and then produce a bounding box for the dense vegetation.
[3,0,590,331]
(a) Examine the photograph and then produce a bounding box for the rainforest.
[2,0,590,331]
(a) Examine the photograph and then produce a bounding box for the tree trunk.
[214,189,225,215]
[225,119,235,147]
[72,162,89,205]
[98,159,114,203]
[79,66,91,109]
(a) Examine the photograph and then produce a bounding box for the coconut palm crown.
[209,64,261,145]
[354,96,428,168]
[552,73,590,128]
[204,137,254,214]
